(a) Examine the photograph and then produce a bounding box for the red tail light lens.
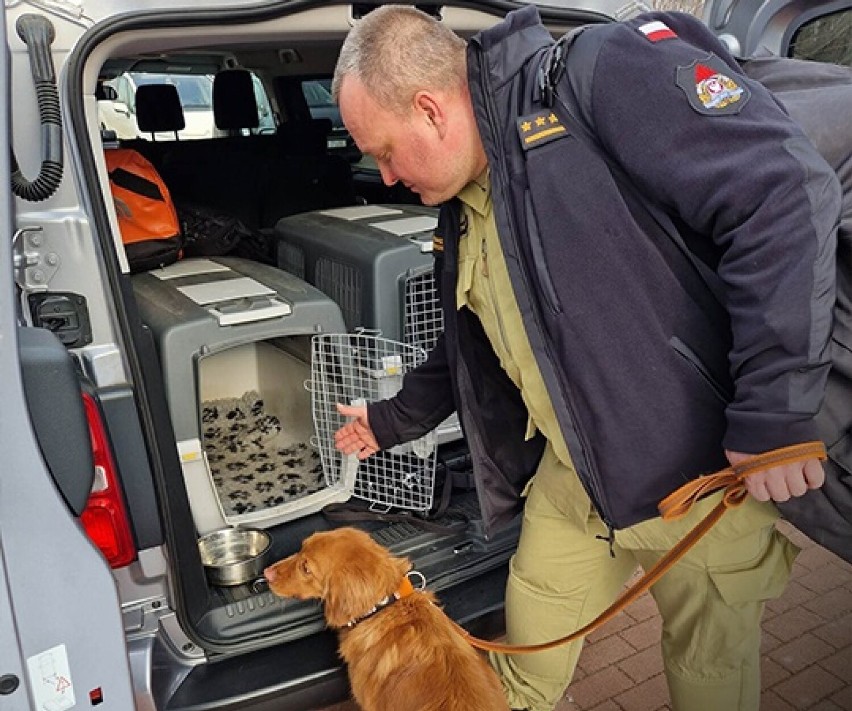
[81,393,137,568]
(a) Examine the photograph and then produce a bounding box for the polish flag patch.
[638,21,677,42]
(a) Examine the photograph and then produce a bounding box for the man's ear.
[413,90,447,137]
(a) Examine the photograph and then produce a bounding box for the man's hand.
[726,449,825,502]
[335,403,380,460]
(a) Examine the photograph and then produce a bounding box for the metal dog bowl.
[198,527,272,586]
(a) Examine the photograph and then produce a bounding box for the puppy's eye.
[300,559,311,576]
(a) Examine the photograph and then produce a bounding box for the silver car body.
[1,1,848,709]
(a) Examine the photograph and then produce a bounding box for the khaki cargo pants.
[490,446,798,711]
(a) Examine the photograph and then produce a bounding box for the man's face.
[338,75,472,206]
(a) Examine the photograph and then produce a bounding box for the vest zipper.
[470,41,615,531]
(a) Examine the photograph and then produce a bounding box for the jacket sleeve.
[574,12,841,453]
[367,332,457,450]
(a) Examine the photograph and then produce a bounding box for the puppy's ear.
[323,559,384,628]
[321,537,411,628]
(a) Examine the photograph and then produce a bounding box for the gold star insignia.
[517,111,568,150]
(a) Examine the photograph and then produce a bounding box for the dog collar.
[344,575,417,629]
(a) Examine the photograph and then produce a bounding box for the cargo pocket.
[708,529,799,605]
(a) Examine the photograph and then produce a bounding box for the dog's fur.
[264,527,509,711]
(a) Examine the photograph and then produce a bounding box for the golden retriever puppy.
[264,527,509,711]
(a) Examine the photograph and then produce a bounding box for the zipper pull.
[595,525,616,558]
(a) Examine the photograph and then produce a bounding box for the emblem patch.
[676,54,750,116]
[517,110,567,151]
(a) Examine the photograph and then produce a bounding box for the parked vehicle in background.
[98,72,219,139]
[302,78,358,156]
[303,79,340,130]
[98,71,277,139]
[1,1,849,710]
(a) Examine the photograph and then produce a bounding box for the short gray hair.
[332,5,467,114]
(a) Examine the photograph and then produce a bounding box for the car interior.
[79,4,551,681]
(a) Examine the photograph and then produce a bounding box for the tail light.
[80,392,137,568]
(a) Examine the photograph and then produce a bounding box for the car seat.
[260,77,356,225]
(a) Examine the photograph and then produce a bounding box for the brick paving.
[322,521,851,710]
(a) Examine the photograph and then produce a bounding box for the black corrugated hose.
[11,13,63,202]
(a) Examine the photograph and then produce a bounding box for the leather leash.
[453,441,827,655]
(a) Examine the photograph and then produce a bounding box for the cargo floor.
[198,490,519,644]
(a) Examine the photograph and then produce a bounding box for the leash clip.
[406,570,427,591]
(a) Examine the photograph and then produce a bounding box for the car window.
[299,78,344,134]
[99,69,276,140]
[252,73,277,134]
[113,75,134,108]
[131,72,214,110]
[789,8,852,66]
[302,80,334,108]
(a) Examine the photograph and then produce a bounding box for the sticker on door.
[26,643,76,711]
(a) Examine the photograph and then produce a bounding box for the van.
[2,1,849,710]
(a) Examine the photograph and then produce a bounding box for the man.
[331,5,839,710]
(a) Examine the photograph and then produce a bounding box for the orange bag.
[104,148,182,272]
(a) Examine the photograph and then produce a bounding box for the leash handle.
[457,441,827,655]
[658,440,827,520]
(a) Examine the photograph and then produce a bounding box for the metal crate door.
[310,333,436,511]
[403,266,443,353]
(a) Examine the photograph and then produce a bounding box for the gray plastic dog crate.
[274,204,440,347]
[131,256,350,533]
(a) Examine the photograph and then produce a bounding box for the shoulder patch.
[517,110,567,151]
[676,53,750,116]
[637,20,677,43]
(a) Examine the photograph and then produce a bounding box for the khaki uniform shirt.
[455,171,591,525]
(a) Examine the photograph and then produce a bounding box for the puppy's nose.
[263,566,277,582]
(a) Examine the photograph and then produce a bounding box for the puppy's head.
[264,527,411,628]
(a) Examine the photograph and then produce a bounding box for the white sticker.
[26,644,76,710]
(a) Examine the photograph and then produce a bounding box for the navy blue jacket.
[369,8,841,536]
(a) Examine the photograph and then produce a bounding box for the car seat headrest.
[213,69,259,130]
[135,84,186,134]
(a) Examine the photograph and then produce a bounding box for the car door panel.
[1,6,138,709]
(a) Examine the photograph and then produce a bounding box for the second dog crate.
[274,204,439,347]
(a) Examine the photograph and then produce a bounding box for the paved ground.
[323,521,851,710]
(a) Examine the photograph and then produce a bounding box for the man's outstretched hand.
[335,403,380,460]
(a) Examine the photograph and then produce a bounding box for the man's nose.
[378,163,398,187]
